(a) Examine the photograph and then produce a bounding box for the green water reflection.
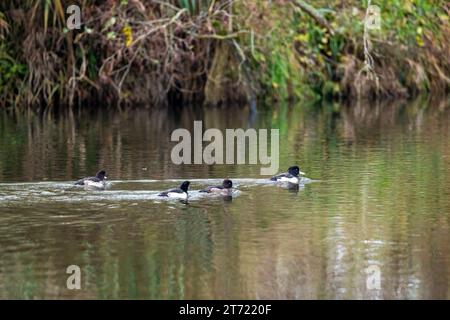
[0,98,449,299]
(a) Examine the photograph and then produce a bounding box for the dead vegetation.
[0,1,449,109]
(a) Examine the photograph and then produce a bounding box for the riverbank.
[0,1,449,109]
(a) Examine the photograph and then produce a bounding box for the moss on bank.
[0,0,449,108]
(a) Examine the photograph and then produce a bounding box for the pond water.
[0,98,450,299]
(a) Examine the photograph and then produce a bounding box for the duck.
[199,179,233,196]
[270,166,305,184]
[75,170,108,189]
[158,181,190,199]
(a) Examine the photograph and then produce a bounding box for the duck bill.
[299,171,305,176]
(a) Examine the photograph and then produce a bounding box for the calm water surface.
[0,99,450,299]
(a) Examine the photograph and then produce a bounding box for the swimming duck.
[75,170,107,189]
[158,181,190,199]
[199,179,233,196]
[270,166,305,184]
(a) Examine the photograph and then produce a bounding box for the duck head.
[96,170,107,181]
[222,179,233,189]
[288,166,305,177]
[180,181,190,193]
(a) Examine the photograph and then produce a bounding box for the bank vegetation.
[0,0,449,109]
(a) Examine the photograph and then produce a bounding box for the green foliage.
[174,0,214,15]
[0,45,27,99]
[0,0,448,108]
[378,0,447,46]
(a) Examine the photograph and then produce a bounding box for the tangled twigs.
[66,0,248,106]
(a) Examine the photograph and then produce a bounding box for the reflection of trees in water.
[1,99,450,299]
[0,201,238,299]
[1,99,447,182]
[0,105,253,181]
[240,98,450,299]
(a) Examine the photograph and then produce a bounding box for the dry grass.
[0,1,449,108]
